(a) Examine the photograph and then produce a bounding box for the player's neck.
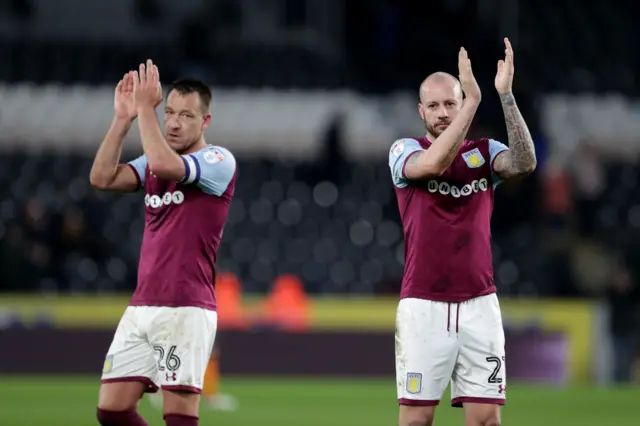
[426,132,437,143]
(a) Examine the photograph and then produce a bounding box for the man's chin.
[167,139,184,150]
[430,125,450,136]
[428,128,444,137]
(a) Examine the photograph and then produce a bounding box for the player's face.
[163,91,211,154]
[418,81,463,138]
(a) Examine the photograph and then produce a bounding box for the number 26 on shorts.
[153,345,182,372]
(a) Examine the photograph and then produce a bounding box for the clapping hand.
[114,71,137,120]
[494,38,514,95]
[133,59,163,110]
[458,47,481,103]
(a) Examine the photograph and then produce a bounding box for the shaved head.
[417,72,464,139]
[419,72,462,104]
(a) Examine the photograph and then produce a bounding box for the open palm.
[133,59,163,109]
[114,71,137,120]
[494,38,514,95]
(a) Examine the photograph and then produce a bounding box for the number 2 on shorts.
[153,345,182,372]
[485,356,504,384]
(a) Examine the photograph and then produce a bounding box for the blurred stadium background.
[0,0,639,425]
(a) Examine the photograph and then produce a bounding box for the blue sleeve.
[388,138,423,188]
[489,138,509,188]
[127,155,148,187]
[180,146,236,196]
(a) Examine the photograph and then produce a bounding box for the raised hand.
[495,37,514,95]
[458,47,481,103]
[114,71,137,120]
[133,59,163,110]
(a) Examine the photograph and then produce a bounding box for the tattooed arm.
[492,38,536,180]
[492,92,537,180]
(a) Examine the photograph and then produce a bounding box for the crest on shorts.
[406,372,422,394]
[462,148,485,168]
[103,355,114,374]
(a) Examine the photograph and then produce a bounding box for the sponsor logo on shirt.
[462,148,485,168]
[145,191,185,208]
[204,148,224,164]
[427,178,488,197]
[391,139,405,157]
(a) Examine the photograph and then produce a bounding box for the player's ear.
[417,103,425,120]
[202,113,212,130]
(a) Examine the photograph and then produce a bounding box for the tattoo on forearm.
[446,118,472,160]
[499,92,536,176]
[407,151,423,167]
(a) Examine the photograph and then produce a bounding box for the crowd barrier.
[0,295,602,383]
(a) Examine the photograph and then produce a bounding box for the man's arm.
[389,139,423,188]
[137,107,186,181]
[89,117,140,192]
[493,93,537,180]
[491,94,537,181]
[404,101,479,180]
[405,46,482,180]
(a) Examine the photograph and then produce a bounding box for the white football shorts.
[395,294,506,407]
[101,306,217,393]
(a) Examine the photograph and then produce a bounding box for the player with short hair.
[90,60,236,426]
[389,39,536,426]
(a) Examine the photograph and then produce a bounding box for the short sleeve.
[180,146,236,196]
[127,155,148,187]
[388,138,423,188]
[489,139,509,187]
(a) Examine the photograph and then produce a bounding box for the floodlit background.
[0,0,639,425]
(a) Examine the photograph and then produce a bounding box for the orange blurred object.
[215,272,248,330]
[262,274,310,331]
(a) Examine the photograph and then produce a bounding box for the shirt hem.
[129,300,217,311]
[400,286,496,303]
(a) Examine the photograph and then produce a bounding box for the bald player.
[389,39,536,426]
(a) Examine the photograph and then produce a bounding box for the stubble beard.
[425,121,444,138]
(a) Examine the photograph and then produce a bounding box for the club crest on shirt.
[391,140,405,157]
[462,148,485,168]
[203,149,224,164]
[406,372,422,394]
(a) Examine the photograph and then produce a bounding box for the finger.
[153,64,160,85]
[459,48,470,73]
[147,64,156,87]
[132,71,140,90]
[504,38,514,62]
[139,63,146,84]
[497,59,504,71]
[125,71,134,91]
[146,59,154,81]
[504,37,513,53]
[116,79,124,92]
